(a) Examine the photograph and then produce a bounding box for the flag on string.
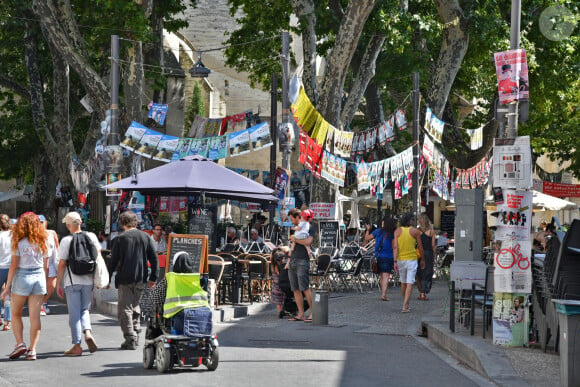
[228,129,251,157]
[208,135,228,160]
[153,134,179,162]
[248,122,273,151]
[291,87,318,133]
[299,131,308,164]
[385,117,395,140]
[396,109,408,130]
[147,102,168,126]
[120,121,148,152]
[135,128,163,159]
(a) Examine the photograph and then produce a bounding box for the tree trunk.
[32,152,58,222]
[291,0,318,103]
[123,42,145,123]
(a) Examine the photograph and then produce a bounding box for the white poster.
[493,239,532,293]
[309,202,337,220]
[492,136,533,189]
[493,190,532,241]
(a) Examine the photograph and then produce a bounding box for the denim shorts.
[288,259,310,291]
[11,267,47,296]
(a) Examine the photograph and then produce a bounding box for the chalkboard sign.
[441,211,455,239]
[166,234,208,274]
[188,205,217,253]
[319,221,339,248]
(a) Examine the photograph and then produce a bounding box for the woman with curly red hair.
[0,212,50,360]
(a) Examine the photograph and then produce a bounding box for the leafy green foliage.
[184,81,206,135]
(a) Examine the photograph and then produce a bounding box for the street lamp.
[189,52,211,78]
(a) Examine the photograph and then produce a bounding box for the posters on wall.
[492,136,533,190]
[494,49,529,104]
[492,292,529,346]
[493,239,532,293]
[493,190,532,241]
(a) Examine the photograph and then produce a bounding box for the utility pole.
[506,0,521,138]
[412,72,420,221]
[280,31,292,171]
[108,35,120,236]
[269,73,278,226]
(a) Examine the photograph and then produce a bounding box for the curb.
[99,301,273,323]
[422,319,528,386]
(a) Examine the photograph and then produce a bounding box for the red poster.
[542,181,580,198]
[299,131,308,164]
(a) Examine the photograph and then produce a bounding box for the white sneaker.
[40,307,46,316]
[44,304,51,314]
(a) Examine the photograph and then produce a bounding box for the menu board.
[318,221,339,248]
[188,205,217,253]
[441,211,455,238]
[166,234,208,274]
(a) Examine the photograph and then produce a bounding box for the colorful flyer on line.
[248,122,273,151]
[147,102,168,125]
[153,134,179,162]
[208,135,228,160]
[120,121,148,152]
[228,129,251,157]
[135,128,163,158]
[171,138,193,162]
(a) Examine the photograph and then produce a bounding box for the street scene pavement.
[1,279,560,387]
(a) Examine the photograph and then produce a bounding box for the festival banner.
[494,49,529,104]
[120,121,148,152]
[135,128,162,158]
[208,135,228,160]
[228,129,251,157]
[147,102,168,126]
[248,122,273,151]
[152,134,179,162]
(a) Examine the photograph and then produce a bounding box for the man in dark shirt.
[287,208,314,322]
[108,211,158,350]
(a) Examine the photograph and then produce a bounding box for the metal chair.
[310,253,332,290]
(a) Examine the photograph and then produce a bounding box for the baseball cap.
[62,211,82,224]
[38,214,46,222]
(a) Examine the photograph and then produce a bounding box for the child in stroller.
[142,252,219,373]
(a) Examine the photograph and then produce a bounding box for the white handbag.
[94,254,110,289]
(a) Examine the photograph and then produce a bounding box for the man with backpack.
[108,211,158,350]
[56,211,101,356]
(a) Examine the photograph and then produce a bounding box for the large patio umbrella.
[105,155,278,203]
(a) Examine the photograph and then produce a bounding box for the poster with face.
[342,131,354,158]
[147,102,169,126]
[385,117,395,140]
[336,157,346,187]
[358,132,367,154]
[172,138,193,161]
[492,292,529,346]
[208,135,228,160]
[350,133,359,158]
[325,125,335,153]
[396,109,408,130]
[378,122,387,145]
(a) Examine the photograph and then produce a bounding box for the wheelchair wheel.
[203,346,219,371]
[155,341,172,373]
[143,345,155,369]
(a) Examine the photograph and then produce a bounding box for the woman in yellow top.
[393,213,424,313]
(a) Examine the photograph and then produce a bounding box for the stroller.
[142,253,219,373]
[277,254,309,318]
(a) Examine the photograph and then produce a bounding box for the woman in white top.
[56,212,101,356]
[0,212,51,360]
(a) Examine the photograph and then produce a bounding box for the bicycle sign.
[495,243,530,270]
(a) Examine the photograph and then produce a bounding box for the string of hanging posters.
[289,78,410,160]
[423,105,485,151]
[119,108,273,162]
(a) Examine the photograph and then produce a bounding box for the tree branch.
[291,0,318,103]
[0,75,30,101]
[328,0,344,21]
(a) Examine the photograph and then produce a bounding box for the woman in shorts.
[0,212,50,360]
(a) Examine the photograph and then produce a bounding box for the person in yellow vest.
[393,213,424,313]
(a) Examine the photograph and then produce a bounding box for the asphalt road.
[0,293,485,387]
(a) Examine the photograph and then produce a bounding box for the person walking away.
[416,214,436,301]
[0,212,51,360]
[286,208,314,322]
[39,215,59,316]
[270,248,287,318]
[150,223,167,254]
[0,214,12,331]
[364,215,397,301]
[108,211,158,350]
[55,212,100,356]
[393,213,424,313]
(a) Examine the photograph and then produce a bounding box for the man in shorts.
[287,208,314,322]
[393,213,424,313]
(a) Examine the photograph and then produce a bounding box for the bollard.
[552,299,580,387]
[312,290,329,325]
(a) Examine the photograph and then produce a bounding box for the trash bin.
[312,290,329,325]
[552,299,580,387]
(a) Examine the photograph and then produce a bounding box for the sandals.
[26,349,36,361]
[2,323,10,331]
[9,343,27,359]
[64,347,82,357]
[381,296,390,301]
[85,336,98,353]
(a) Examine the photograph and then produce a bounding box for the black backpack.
[67,232,97,275]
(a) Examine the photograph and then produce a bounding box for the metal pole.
[280,31,291,171]
[412,72,420,220]
[506,0,521,139]
[108,35,120,237]
[269,73,278,238]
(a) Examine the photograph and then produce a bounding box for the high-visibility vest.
[163,272,209,318]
